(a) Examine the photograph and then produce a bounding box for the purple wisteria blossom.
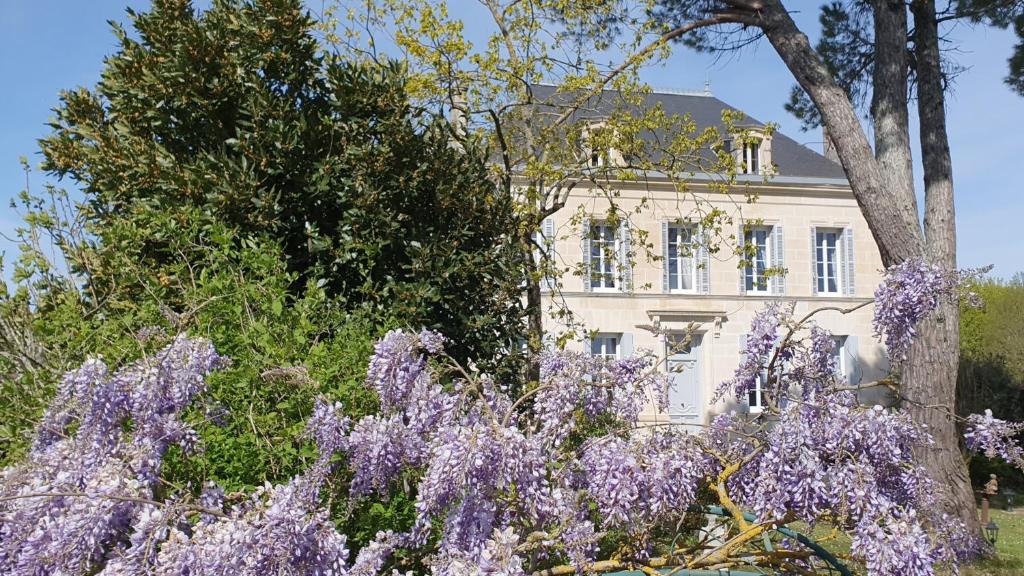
[964,409,1024,469]
[1,335,226,576]
[4,260,1020,576]
[872,259,960,362]
[716,302,789,403]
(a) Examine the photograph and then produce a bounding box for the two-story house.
[535,86,889,427]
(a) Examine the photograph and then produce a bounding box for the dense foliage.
[3,260,1020,576]
[33,0,525,375]
[958,275,1024,491]
[1,0,526,504]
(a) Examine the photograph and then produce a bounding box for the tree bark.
[524,234,544,386]
[750,0,978,534]
[755,0,924,265]
[871,0,917,220]
[902,0,976,532]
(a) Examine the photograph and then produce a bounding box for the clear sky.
[2,2,1022,281]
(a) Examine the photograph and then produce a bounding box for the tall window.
[585,124,611,168]
[749,356,768,413]
[590,224,618,290]
[667,225,697,292]
[816,229,843,295]
[831,336,847,379]
[744,227,772,294]
[590,335,619,360]
[743,140,760,175]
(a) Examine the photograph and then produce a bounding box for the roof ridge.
[531,82,713,98]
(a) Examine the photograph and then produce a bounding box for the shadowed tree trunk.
[658,0,978,532]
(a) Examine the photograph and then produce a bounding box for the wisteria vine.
[1,261,1020,576]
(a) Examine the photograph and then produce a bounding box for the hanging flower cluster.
[2,263,1020,576]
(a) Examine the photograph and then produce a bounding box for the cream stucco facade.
[540,173,889,427]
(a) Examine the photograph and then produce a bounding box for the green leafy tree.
[0,2,521,530]
[959,275,1024,493]
[326,0,765,380]
[35,0,524,375]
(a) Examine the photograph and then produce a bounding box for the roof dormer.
[581,120,625,169]
[728,127,774,176]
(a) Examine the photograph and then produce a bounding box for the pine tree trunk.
[901,303,977,530]
[907,0,978,534]
[752,0,980,535]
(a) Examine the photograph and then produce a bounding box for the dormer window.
[732,129,772,175]
[743,140,760,175]
[582,121,619,169]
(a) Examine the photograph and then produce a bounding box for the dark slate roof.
[530,84,847,182]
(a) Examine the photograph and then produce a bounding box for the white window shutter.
[844,335,861,385]
[810,226,818,296]
[540,218,555,292]
[737,221,746,295]
[843,227,855,296]
[662,222,670,292]
[771,225,785,295]
[581,218,592,292]
[698,225,711,294]
[620,332,634,358]
[619,220,632,292]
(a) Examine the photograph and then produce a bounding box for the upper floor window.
[811,226,853,297]
[730,129,772,175]
[590,223,618,290]
[743,140,760,175]
[667,225,697,293]
[815,228,843,295]
[590,334,619,360]
[744,227,773,294]
[583,122,616,169]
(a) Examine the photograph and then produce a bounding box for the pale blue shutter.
[541,217,555,292]
[844,335,861,385]
[620,332,634,358]
[843,227,855,296]
[619,219,632,292]
[698,225,711,294]
[810,226,819,296]
[737,221,746,295]
[662,222,670,292]
[771,225,785,295]
[581,218,592,292]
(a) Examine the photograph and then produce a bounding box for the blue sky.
[1,2,1022,281]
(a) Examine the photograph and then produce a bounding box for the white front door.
[666,333,703,427]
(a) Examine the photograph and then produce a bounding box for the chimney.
[449,93,467,140]
[822,126,840,165]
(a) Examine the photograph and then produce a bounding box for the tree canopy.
[34,0,525,373]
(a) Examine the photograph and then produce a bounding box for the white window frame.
[590,334,620,360]
[584,122,613,169]
[832,335,848,380]
[743,140,761,175]
[667,225,698,294]
[590,223,619,292]
[815,228,844,296]
[744,226,773,295]
[748,363,767,414]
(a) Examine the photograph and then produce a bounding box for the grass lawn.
[792,509,1024,575]
[959,510,1024,576]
